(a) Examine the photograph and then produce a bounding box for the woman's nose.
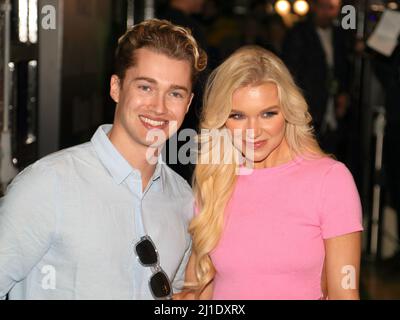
[246,119,262,139]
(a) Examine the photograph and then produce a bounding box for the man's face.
[110,48,193,150]
[190,0,205,14]
[314,0,341,28]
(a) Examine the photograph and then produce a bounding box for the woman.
[179,46,363,300]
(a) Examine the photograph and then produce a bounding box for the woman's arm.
[173,252,214,300]
[324,231,362,300]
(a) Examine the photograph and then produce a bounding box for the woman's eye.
[262,111,278,118]
[229,113,244,120]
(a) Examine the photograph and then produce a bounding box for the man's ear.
[110,75,121,103]
[186,93,194,113]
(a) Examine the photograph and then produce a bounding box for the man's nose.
[153,93,167,115]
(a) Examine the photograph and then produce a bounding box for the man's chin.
[142,141,165,149]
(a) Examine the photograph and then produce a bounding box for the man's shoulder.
[14,142,98,183]
[34,142,96,169]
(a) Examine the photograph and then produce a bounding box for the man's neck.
[108,124,158,191]
[316,25,332,31]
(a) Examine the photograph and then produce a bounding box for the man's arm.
[0,164,57,299]
[171,238,192,294]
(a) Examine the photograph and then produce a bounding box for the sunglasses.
[135,235,173,300]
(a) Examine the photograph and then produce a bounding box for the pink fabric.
[210,156,363,300]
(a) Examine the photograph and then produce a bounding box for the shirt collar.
[91,124,164,191]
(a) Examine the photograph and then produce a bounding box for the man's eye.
[138,85,151,92]
[262,111,278,118]
[229,113,244,120]
[171,91,184,98]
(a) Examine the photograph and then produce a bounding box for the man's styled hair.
[114,19,207,84]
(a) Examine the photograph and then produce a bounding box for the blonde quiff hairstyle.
[115,19,207,84]
[187,46,327,297]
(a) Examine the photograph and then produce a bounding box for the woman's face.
[225,82,288,168]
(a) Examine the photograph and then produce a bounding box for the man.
[159,0,207,51]
[374,42,400,270]
[282,0,351,158]
[0,19,207,299]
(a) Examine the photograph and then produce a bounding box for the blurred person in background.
[282,0,352,161]
[159,0,209,183]
[264,14,288,56]
[374,42,400,271]
[159,0,207,51]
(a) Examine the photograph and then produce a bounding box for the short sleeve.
[0,163,57,298]
[171,197,196,292]
[171,239,192,292]
[319,163,363,239]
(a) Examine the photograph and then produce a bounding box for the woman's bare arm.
[324,231,362,299]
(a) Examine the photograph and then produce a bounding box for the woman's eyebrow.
[261,105,280,112]
[230,105,279,114]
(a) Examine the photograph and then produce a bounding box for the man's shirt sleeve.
[172,238,192,293]
[0,163,57,299]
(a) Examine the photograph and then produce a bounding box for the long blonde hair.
[187,46,327,296]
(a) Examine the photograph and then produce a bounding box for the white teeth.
[140,116,166,127]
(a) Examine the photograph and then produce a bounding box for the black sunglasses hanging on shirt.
[135,235,172,299]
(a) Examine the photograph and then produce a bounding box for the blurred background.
[1,0,400,299]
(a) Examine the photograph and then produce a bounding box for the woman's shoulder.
[298,155,353,180]
[300,154,344,170]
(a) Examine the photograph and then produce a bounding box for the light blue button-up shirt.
[0,124,194,299]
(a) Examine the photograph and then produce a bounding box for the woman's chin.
[241,155,269,166]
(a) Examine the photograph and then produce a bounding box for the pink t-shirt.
[210,156,363,300]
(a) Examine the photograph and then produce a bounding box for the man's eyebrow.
[170,85,189,93]
[133,77,157,84]
[133,77,189,92]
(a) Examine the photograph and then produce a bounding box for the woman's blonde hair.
[186,45,327,297]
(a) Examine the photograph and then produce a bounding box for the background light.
[294,0,310,16]
[18,0,28,43]
[387,2,399,10]
[275,0,291,16]
[28,0,38,43]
